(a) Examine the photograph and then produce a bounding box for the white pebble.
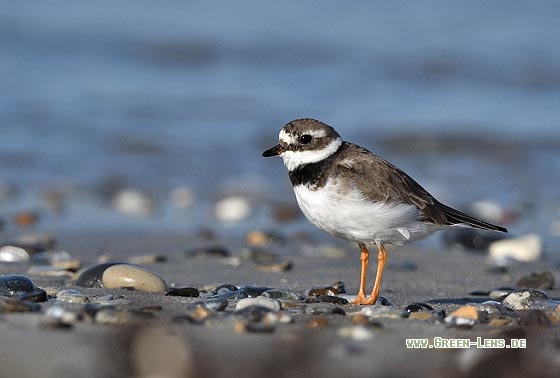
[111,189,155,217]
[214,196,251,222]
[489,233,542,262]
[0,245,30,263]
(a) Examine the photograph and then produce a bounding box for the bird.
[262,118,508,305]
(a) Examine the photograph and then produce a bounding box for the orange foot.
[350,294,379,305]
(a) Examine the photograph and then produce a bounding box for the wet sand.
[0,229,559,378]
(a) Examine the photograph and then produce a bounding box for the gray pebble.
[0,275,37,297]
[57,289,90,303]
[501,289,549,310]
[235,297,281,312]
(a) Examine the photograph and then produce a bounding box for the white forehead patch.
[279,128,327,144]
[279,128,295,144]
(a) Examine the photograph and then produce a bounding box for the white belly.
[293,181,439,245]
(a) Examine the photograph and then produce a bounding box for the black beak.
[262,144,285,157]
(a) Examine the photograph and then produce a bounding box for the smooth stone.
[0,245,30,262]
[234,305,274,322]
[0,297,42,312]
[489,287,516,300]
[165,287,200,297]
[111,188,155,218]
[42,305,81,328]
[26,265,75,278]
[516,271,555,290]
[214,195,251,222]
[235,297,281,312]
[102,264,168,292]
[489,233,543,262]
[442,227,506,251]
[31,251,81,270]
[245,229,286,246]
[402,302,434,318]
[309,281,346,296]
[501,289,549,310]
[253,259,293,272]
[185,245,231,258]
[200,298,228,312]
[18,288,48,302]
[0,275,36,297]
[94,308,136,325]
[238,286,273,297]
[305,303,345,315]
[127,254,167,265]
[448,306,479,320]
[314,295,349,305]
[202,283,238,295]
[338,325,374,340]
[262,289,302,301]
[75,262,126,287]
[57,289,90,303]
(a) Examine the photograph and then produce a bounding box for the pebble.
[42,305,81,328]
[247,249,293,272]
[448,306,479,320]
[111,188,155,217]
[0,245,31,262]
[18,288,48,302]
[0,275,37,297]
[56,289,90,303]
[402,302,434,318]
[338,325,374,340]
[305,303,346,315]
[165,287,200,297]
[501,289,549,310]
[489,287,516,300]
[185,245,231,258]
[308,281,346,296]
[261,289,302,301]
[0,297,41,312]
[26,265,75,278]
[127,254,167,265]
[516,271,554,290]
[94,308,136,325]
[102,264,169,292]
[442,228,505,252]
[313,295,349,305]
[75,262,126,287]
[245,229,286,246]
[488,233,543,262]
[214,195,251,222]
[235,297,282,312]
[31,251,81,270]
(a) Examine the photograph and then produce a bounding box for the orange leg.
[352,242,387,305]
[350,243,369,304]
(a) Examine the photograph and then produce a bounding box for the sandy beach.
[1,228,558,378]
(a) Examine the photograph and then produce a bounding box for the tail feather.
[436,201,508,233]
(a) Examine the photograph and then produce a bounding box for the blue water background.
[1,1,559,250]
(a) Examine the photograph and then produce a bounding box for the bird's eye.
[299,134,313,144]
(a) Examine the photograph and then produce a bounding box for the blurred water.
[1,1,559,246]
